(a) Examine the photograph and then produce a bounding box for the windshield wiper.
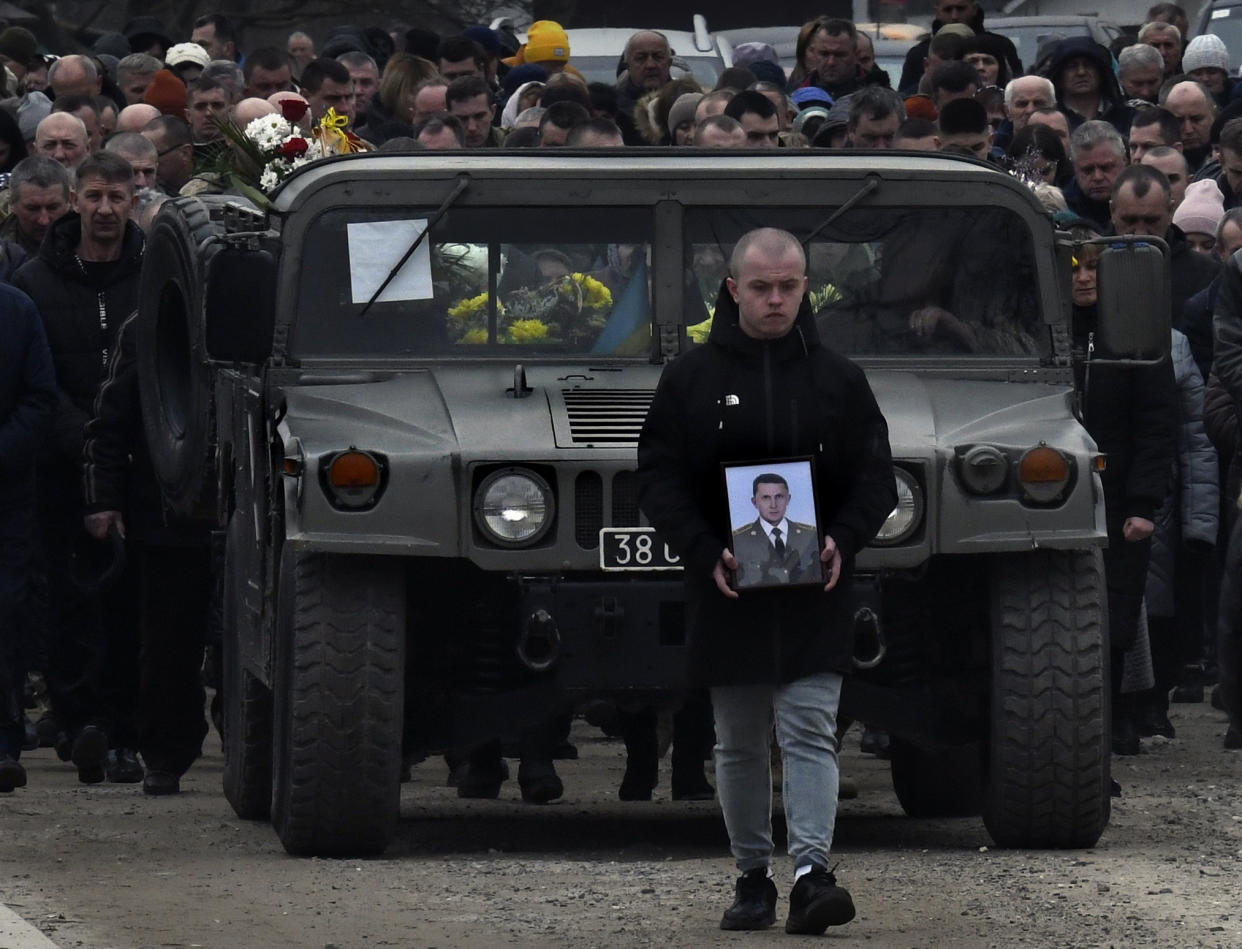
[359,173,471,318]
[803,173,881,248]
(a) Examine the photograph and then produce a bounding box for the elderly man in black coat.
[638,228,895,935]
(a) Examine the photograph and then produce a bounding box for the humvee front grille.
[575,471,603,547]
[559,388,653,446]
[612,471,640,527]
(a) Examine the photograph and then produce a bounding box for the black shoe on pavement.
[618,765,657,801]
[1137,706,1175,740]
[106,748,144,783]
[71,725,108,784]
[859,725,891,759]
[0,755,26,792]
[785,865,856,934]
[671,769,714,801]
[518,761,563,804]
[720,868,777,931]
[552,740,579,760]
[455,758,507,799]
[142,770,181,795]
[1111,713,1141,757]
[1170,683,1204,704]
[1225,726,1242,750]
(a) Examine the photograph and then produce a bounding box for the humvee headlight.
[323,449,384,509]
[1018,444,1071,504]
[475,468,554,546]
[959,445,1008,495]
[873,467,923,546]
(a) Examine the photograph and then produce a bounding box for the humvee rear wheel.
[271,550,406,856]
[983,549,1109,848]
[221,514,272,820]
[889,739,983,818]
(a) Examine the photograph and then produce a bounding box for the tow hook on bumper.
[853,606,886,670]
[517,608,561,672]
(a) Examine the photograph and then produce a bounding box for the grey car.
[135,150,1169,856]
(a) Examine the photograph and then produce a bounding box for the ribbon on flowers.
[315,108,365,154]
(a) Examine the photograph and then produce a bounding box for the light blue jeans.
[710,672,842,873]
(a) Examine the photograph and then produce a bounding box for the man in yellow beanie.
[506,20,570,75]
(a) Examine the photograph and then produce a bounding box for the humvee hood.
[867,372,1078,449]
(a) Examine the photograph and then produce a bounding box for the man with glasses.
[141,116,194,196]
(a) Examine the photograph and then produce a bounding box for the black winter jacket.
[0,283,56,592]
[637,287,896,687]
[1073,304,1177,648]
[898,8,1022,94]
[10,214,145,467]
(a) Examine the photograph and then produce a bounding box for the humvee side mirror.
[204,246,276,364]
[1093,236,1171,363]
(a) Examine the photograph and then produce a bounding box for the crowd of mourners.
[1,0,1241,803]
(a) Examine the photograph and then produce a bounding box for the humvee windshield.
[293,206,653,358]
[294,201,1045,360]
[686,205,1046,357]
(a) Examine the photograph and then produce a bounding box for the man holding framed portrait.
[638,227,895,935]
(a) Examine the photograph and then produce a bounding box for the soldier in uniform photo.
[732,472,821,587]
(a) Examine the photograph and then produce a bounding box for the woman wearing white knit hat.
[1174,177,1227,254]
[1182,33,1241,107]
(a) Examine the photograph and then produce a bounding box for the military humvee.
[135,151,1168,857]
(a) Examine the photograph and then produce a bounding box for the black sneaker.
[720,868,777,931]
[143,770,181,795]
[0,755,26,792]
[785,866,856,934]
[71,725,108,784]
[106,748,144,783]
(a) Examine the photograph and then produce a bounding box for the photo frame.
[723,457,824,591]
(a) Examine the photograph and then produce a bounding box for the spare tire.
[136,197,228,519]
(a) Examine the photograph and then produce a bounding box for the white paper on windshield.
[347,219,433,303]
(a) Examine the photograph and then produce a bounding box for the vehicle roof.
[272,149,1044,213]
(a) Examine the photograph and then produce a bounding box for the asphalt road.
[1,699,1239,949]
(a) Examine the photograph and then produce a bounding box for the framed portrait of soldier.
[723,458,824,591]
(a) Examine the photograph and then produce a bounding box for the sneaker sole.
[786,894,856,934]
[720,912,776,931]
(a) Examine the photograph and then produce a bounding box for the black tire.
[271,550,406,857]
[136,197,223,519]
[889,738,983,818]
[983,549,1109,849]
[221,514,272,820]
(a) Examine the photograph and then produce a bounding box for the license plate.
[599,528,683,571]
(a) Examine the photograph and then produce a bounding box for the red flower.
[280,137,309,158]
[279,98,308,122]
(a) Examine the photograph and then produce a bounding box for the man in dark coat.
[0,283,57,792]
[637,228,895,934]
[898,0,1021,95]
[80,307,213,796]
[1046,37,1134,138]
[11,151,146,785]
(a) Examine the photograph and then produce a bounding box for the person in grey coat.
[1140,329,1219,738]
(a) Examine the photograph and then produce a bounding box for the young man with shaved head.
[638,227,895,935]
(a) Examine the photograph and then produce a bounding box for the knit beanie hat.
[667,91,703,135]
[0,26,38,66]
[524,21,570,64]
[1182,34,1231,75]
[17,90,51,141]
[1174,178,1226,237]
[144,68,187,117]
[93,31,131,60]
[732,42,778,69]
[748,59,787,88]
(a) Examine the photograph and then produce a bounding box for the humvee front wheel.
[271,550,406,856]
[983,549,1109,848]
[221,514,272,820]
